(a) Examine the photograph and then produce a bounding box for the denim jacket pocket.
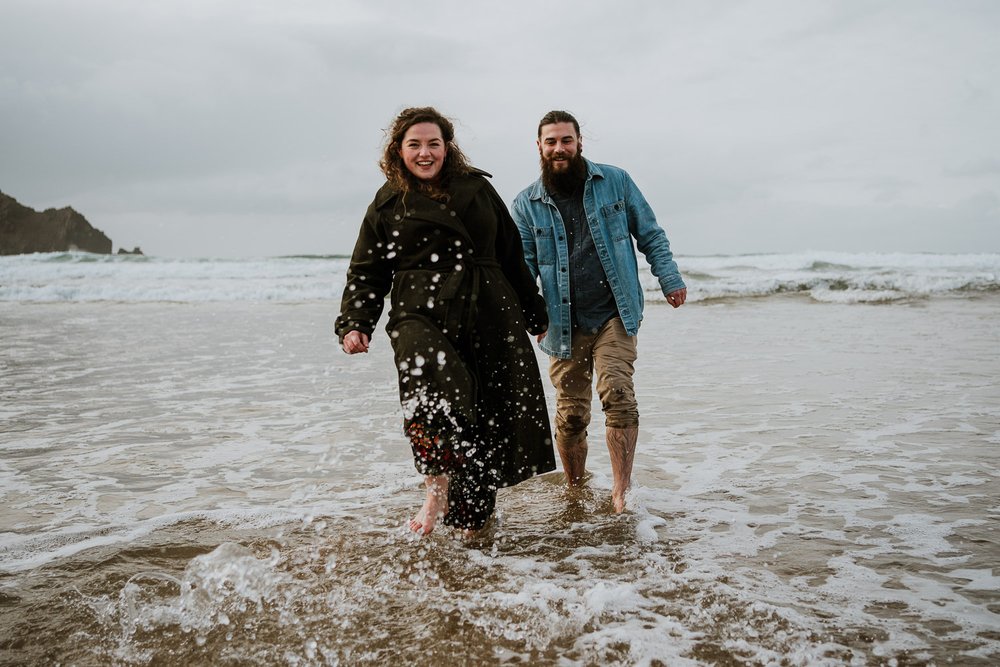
[600,200,629,241]
[600,200,626,216]
[533,226,555,266]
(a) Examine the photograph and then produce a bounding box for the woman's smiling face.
[400,122,447,181]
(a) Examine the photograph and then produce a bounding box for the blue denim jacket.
[512,159,685,359]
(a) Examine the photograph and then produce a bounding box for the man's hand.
[666,288,687,308]
[342,330,370,354]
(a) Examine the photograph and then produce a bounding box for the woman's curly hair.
[379,107,473,198]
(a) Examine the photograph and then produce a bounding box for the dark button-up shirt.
[551,184,617,333]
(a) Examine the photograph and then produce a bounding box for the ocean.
[1,251,998,665]
[2,251,998,304]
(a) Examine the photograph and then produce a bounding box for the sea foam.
[1,251,997,303]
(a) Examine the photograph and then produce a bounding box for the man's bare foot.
[606,427,638,514]
[557,434,589,486]
[409,475,448,535]
[611,488,627,513]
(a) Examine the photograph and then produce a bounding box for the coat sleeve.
[483,182,549,335]
[334,202,394,342]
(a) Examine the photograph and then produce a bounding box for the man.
[511,110,686,513]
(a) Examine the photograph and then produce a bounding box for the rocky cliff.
[0,191,113,255]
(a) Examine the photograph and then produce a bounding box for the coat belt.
[438,258,501,300]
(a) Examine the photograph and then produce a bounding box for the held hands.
[342,330,370,354]
[666,288,687,308]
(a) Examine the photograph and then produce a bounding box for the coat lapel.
[375,175,488,250]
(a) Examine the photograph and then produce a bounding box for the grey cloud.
[946,158,1000,177]
[2,0,999,257]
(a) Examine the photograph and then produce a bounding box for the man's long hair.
[379,107,473,197]
[537,109,581,139]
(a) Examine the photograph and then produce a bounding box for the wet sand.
[1,295,998,665]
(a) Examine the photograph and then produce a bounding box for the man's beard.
[541,151,587,195]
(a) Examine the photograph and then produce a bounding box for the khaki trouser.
[548,317,638,443]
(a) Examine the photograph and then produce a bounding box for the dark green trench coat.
[335,171,556,519]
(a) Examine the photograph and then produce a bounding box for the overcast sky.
[2,0,998,258]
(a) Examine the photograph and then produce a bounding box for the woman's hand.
[342,330,370,354]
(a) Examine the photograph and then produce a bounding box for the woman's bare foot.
[457,513,496,543]
[409,475,448,535]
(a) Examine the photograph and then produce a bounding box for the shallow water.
[1,297,999,665]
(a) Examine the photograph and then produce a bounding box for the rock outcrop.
[0,191,113,255]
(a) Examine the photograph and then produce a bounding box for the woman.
[336,107,555,535]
